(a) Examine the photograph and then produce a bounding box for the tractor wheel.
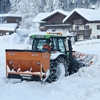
[72,60,86,74]
[46,56,69,83]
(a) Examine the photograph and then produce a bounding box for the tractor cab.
[30,33,69,55]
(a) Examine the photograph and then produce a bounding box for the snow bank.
[73,39,100,55]
[0,33,25,44]
[73,64,100,78]
[16,28,30,37]
[75,39,100,46]
[0,28,30,44]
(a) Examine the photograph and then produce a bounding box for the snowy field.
[0,34,100,100]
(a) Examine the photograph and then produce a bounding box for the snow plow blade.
[73,51,98,66]
[6,50,50,81]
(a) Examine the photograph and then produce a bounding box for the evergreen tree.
[0,0,10,13]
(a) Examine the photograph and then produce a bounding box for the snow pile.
[0,33,27,44]
[16,28,30,37]
[74,64,100,78]
[0,33,21,44]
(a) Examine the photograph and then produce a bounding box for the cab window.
[52,38,58,50]
[32,39,48,50]
[58,39,66,53]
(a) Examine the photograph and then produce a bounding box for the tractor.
[5,33,86,83]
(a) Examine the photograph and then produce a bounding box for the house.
[0,14,22,35]
[6,14,22,24]
[63,8,100,40]
[0,14,22,24]
[0,23,18,36]
[33,9,71,34]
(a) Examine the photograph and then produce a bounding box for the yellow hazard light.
[46,32,50,34]
[46,32,62,35]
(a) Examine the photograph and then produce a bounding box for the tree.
[90,0,97,4]
[9,0,20,13]
[77,0,84,8]
[46,0,54,11]
[84,0,89,8]
[0,0,10,13]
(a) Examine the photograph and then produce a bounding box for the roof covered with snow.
[63,8,100,23]
[0,23,18,31]
[33,13,50,23]
[0,13,22,17]
[33,9,70,23]
[41,9,70,21]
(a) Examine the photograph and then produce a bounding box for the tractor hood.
[50,51,65,60]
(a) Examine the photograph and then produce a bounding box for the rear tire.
[46,56,69,83]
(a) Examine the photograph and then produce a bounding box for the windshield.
[32,38,67,53]
[32,39,51,51]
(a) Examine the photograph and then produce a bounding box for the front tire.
[71,59,86,74]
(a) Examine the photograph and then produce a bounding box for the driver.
[43,39,51,51]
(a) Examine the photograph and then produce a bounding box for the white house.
[63,8,100,40]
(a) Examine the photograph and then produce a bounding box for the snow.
[73,39,100,55]
[63,8,100,23]
[0,13,22,17]
[0,33,100,100]
[16,28,30,36]
[0,23,17,31]
[33,13,50,23]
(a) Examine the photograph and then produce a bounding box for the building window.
[75,25,79,31]
[97,25,100,30]
[84,25,89,29]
